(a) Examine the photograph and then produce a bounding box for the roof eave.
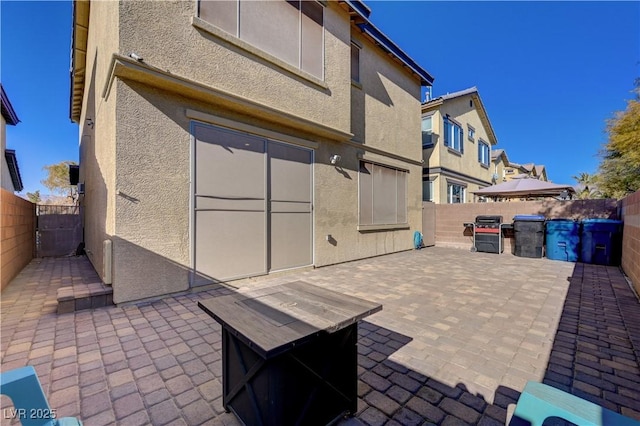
[1,85,20,125]
[341,0,434,86]
[70,0,90,123]
[469,92,498,146]
[4,150,23,192]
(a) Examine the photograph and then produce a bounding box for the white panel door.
[193,123,313,283]
[268,141,313,271]
[194,124,267,282]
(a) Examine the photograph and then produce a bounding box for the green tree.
[41,161,78,197]
[598,81,640,199]
[572,172,601,199]
[26,190,42,204]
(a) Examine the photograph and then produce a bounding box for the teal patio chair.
[512,381,640,426]
[0,366,82,426]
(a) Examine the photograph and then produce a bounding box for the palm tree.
[572,172,601,199]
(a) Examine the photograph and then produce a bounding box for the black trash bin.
[513,215,545,258]
[580,219,623,265]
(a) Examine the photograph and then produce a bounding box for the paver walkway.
[1,248,639,425]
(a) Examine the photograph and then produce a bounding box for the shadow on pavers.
[345,321,521,425]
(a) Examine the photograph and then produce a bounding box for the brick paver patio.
[1,247,639,425]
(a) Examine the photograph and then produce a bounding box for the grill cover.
[475,215,503,225]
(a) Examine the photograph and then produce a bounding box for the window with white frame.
[468,125,475,141]
[422,178,433,202]
[478,140,490,167]
[199,0,324,79]
[421,116,433,147]
[443,117,464,153]
[447,183,466,204]
[359,162,407,226]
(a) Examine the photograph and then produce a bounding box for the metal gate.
[422,202,436,247]
[36,205,82,257]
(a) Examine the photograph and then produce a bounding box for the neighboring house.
[1,84,23,192]
[533,164,548,182]
[421,87,497,203]
[491,148,509,184]
[70,0,434,303]
[492,150,549,183]
[503,160,548,182]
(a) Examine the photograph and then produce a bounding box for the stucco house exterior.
[70,0,433,303]
[491,148,509,184]
[503,160,548,182]
[1,84,23,193]
[421,87,497,203]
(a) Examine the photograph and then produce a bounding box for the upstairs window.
[421,116,433,147]
[478,140,490,167]
[199,0,324,79]
[351,42,360,83]
[468,125,475,141]
[443,117,463,153]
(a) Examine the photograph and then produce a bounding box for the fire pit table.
[198,281,382,426]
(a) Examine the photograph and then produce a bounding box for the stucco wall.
[352,31,422,159]
[82,0,425,303]
[112,82,191,303]
[433,199,618,252]
[1,189,35,290]
[117,1,351,137]
[79,0,119,284]
[620,190,640,295]
[112,75,422,302]
[423,94,494,204]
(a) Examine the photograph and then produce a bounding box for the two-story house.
[421,87,497,203]
[491,148,509,184]
[70,0,433,303]
[1,84,22,193]
[503,160,549,182]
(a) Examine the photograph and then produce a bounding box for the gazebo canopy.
[474,178,575,199]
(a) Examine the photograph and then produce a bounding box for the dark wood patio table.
[198,281,382,426]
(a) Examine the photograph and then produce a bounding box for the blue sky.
[1,1,639,195]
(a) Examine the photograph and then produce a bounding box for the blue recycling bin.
[580,219,623,265]
[513,215,546,258]
[546,219,580,262]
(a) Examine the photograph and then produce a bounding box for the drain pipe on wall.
[103,239,113,285]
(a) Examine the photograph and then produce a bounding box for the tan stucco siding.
[423,95,494,203]
[314,143,421,267]
[112,82,193,303]
[79,0,119,283]
[436,96,492,184]
[354,32,422,160]
[117,1,352,137]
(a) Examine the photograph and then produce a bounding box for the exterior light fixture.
[330,154,341,165]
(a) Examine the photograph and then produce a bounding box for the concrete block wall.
[1,189,36,290]
[620,190,640,295]
[433,199,618,253]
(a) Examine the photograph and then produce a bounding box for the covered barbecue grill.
[464,215,504,253]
